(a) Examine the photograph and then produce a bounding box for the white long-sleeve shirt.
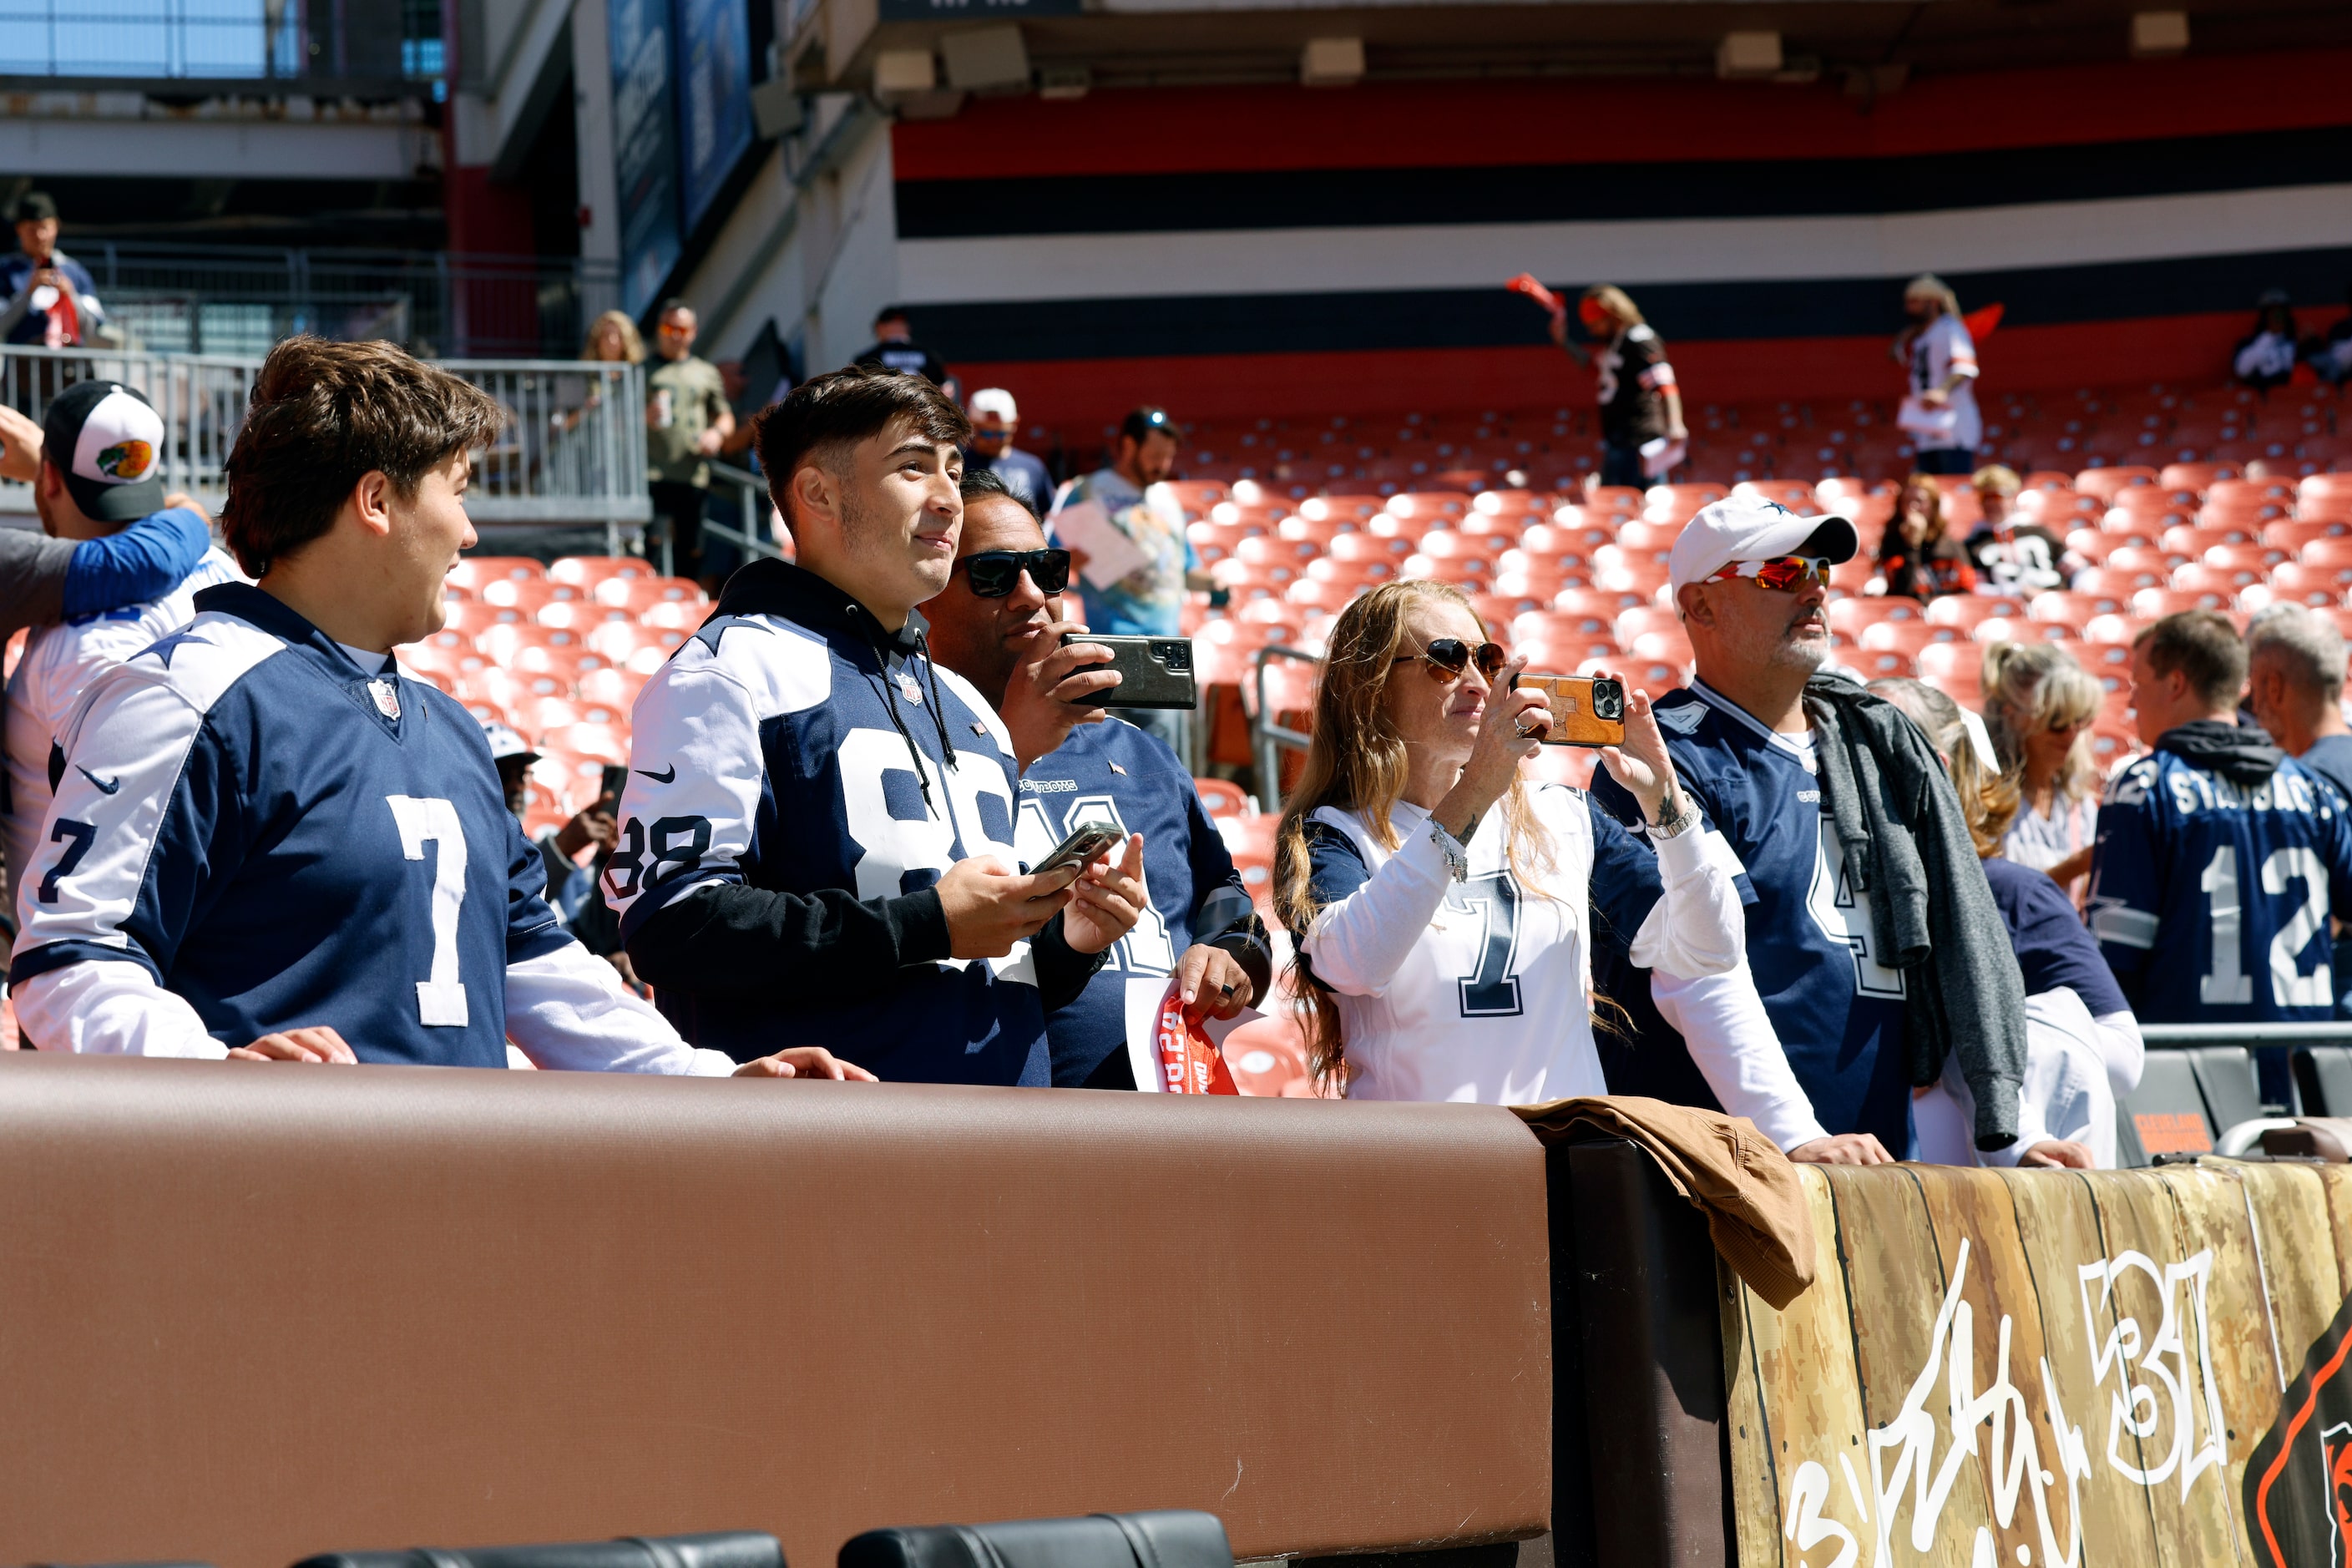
[14,942,740,1075]
[1295,785,1742,1105]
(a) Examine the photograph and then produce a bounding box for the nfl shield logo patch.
[370,680,401,720]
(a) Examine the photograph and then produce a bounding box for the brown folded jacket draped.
[1515,1094,1817,1309]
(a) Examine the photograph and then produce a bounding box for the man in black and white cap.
[1589,493,2030,1169]
[479,716,620,928]
[7,381,245,918]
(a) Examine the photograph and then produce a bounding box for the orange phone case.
[1519,674,1627,749]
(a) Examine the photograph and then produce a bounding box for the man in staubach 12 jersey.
[921,468,1270,1088]
[9,336,867,1081]
[2089,611,2352,1101]
[609,367,1147,1084]
[1590,494,2030,1164]
[4,380,244,914]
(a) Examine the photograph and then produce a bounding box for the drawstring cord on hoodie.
[849,599,960,813]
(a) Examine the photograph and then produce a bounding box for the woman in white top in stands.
[1272,580,1743,1104]
[1984,640,2103,905]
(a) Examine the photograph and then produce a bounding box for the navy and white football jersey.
[1292,782,1740,1105]
[609,559,1058,1085]
[10,584,570,1064]
[2088,745,2352,1021]
[1589,681,1913,1150]
[1011,716,1257,1086]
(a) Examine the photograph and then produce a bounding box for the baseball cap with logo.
[968,387,1019,423]
[41,379,167,523]
[479,721,541,766]
[1666,494,1860,595]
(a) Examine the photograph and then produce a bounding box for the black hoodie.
[615,559,1102,1080]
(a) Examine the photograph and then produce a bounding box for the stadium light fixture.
[942,26,1031,92]
[1716,30,1783,78]
[2130,11,2189,55]
[1301,37,1365,88]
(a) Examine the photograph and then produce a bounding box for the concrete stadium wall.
[888,48,2352,427]
[0,1055,1550,1568]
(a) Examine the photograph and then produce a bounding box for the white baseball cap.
[968,387,1019,422]
[479,720,539,764]
[1667,494,1859,594]
[43,379,167,522]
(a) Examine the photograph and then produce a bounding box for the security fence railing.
[76,246,623,362]
[0,345,650,538]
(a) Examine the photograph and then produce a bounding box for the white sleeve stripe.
[2089,905,2159,949]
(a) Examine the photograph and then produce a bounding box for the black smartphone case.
[839,1510,1231,1568]
[1062,635,1198,711]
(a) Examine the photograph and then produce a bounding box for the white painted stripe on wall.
[898,183,2352,305]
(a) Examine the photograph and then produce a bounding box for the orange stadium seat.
[2264,518,2352,552]
[1826,597,1925,639]
[2261,563,2349,607]
[448,556,544,594]
[595,576,710,615]
[1976,615,2077,645]
[2134,586,2231,618]
[1914,643,1985,706]
[547,555,656,589]
[1925,594,2026,632]
[2076,467,2157,501]
[1859,620,1955,657]
[1193,777,1252,818]
[1585,485,1645,514]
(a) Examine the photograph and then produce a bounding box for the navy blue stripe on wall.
[896,125,2352,239]
[913,245,2352,363]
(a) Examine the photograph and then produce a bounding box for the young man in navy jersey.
[2090,612,2352,1094]
[611,367,1146,1084]
[9,336,863,1080]
[1589,496,1907,1164]
[922,468,1270,1087]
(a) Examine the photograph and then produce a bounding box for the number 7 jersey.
[2087,745,2352,1020]
[9,584,570,1063]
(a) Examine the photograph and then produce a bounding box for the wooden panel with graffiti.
[1720,1161,2352,1568]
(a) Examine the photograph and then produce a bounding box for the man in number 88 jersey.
[2088,612,2352,1033]
[608,368,1146,1083]
[8,336,862,1080]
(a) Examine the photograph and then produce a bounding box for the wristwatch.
[1651,790,1697,841]
[1429,817,1469,883]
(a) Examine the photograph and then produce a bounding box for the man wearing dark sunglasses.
[923,468,1271,1088]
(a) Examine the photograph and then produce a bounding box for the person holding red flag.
[0,194,104,349]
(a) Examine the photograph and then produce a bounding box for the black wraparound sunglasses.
[961,548,1072,598]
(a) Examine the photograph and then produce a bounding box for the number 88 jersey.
[2088,746,2352,1020]
[10,585,569,1064]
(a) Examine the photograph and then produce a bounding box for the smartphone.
[1060,632,1197,711]
[599,763,630,809]
[1031,821,1123,877]
[1517,674,1628,749]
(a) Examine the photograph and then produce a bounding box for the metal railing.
[78,246,621,362]
[0,1,428,86]
[0,345,652,534]
[1252,645,1320,809]
[694,458,788,579]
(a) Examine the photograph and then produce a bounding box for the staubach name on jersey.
[2090,748,2352,1021]
[10,584,570,1063]
[607,564,1052,1083]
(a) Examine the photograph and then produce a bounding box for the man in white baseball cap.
[966,386,1052,515]
[1586,493,1902,1166]
[5,379,235,922]
[1589,492,2037,1171]
[478,717,617,933]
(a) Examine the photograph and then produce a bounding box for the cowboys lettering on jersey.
[611,559,1106,1084]
[1009,717,1266,1086]
[8,584,733,1072]
[1589,681,1912,1151]
[2088,728,2352,1021]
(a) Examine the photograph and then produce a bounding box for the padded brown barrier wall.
[0,1055,1550,1568]
[1722,1161,2352,1568]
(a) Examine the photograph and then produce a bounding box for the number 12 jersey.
[2088,742,2352,1020]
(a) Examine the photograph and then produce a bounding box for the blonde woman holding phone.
[1272,579,1744,1104]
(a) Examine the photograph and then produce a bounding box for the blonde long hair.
[1980,640,2102,805]
[581,309,646,365]
[1865,678,2018,857]
[1273,580,1556,1088]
